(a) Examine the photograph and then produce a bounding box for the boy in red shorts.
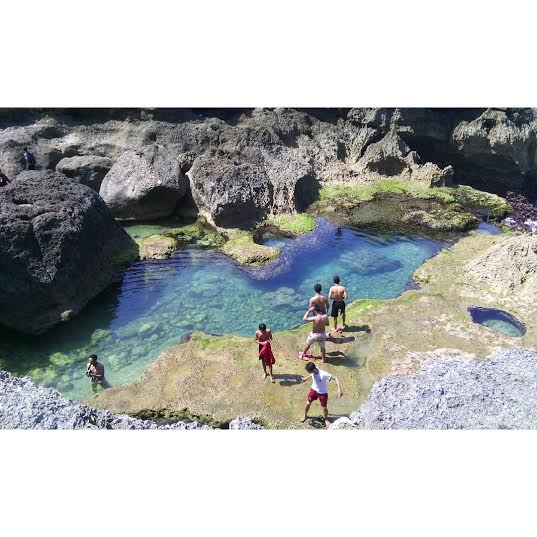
[299,361,343,427]
[255,323,275,382]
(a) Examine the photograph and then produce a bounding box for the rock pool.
[0,219,447,400]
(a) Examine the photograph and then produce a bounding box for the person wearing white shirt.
[300,361,342,427]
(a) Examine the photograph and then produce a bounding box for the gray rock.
[56,155,113,191]
[0,370,264,430]
[99,145,187,220]
[228,417,264,430]
[349,348,537,429]
[329,417,358,430]
[0,172,136,334]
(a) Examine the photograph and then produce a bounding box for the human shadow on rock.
[274,373,304,387]
[342,325,371,334]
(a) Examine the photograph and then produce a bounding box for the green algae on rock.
[266,212,316,234]
[310,180,510,234]
[220,229,280,265]
[137,234,178,260]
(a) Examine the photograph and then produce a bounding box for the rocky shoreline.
[0,370,262,430]
[332,348,537,429]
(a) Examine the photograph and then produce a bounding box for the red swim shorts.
[308,389,328,407]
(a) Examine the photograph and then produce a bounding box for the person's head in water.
[259,323,267,332]
[88,354,97,364]
[314,283,322,294]
[305,362,318,374]
[333,275,340,284]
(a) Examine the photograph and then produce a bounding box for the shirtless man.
[329,275,348,331]
[85,354,109,392]
[255,323,274,382]
[301,305,329,362]
[309,283,328,315]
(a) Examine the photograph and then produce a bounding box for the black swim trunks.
[331,300,346,317]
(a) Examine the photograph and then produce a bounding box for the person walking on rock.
[22,147,36,170]
[329,275,348,332]
[300,305,329,362]
[0,168,11,187]
[300,361,342,427]
[86,354,110,392]
[255,323,275,382]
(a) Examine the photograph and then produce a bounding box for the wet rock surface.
[349,348,537,429]
[0,172,136,334]
[0,370,262,430]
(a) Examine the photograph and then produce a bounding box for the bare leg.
[334,315,338,331]
[342,312,346,328]
[300,401,312,423]
[261,362,268,380]
[269,364,275,383]
[302,341,311,355]
[322,406,329,428]
[321,346,326,363]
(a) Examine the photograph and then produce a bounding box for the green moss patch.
[221,229,280,266]
[267,213,316,234]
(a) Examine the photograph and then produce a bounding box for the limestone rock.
[349,348,537,429]
[99,145,187,220]
[56,155,113,191]
[137,234,178,260]
[464,234,537,309]
[0,172,136,334]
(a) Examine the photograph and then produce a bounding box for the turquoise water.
[0,219,447,400]
[468,307,525,337]
[475,222,501,235]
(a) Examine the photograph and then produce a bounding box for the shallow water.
[468,307,525,337]
[0,220,447,400]
[475,222,501,235]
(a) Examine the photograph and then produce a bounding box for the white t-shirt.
[311,369,332,394]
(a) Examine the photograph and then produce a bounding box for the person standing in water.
[300,361,343,427]
[255,323,275,382]
[300,305,329,362]
[329,275,348,331]
[309,283,328,315]
[85,354,109,392]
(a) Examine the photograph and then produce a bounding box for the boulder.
[0,171,137,335]
[56,155,113,191]
[99,145,187,220]
[189,148,272,228]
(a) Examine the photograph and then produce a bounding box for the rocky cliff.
[1,108,535,227]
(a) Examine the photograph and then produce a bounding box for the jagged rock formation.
[347,348,537,429]
[1,107,535,224]
[0,370,262,430]
[0,172,137,334]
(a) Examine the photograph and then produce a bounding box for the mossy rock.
[137,234,178,260]
[49,352,77,367]
[221,229,280,266]
[266,213,316,234]
[452,185,512,220]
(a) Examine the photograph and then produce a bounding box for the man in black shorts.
[329,275,348,332]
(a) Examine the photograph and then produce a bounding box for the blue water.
[0,219,447,400]
[468,306,525,337]
[475,222,501,235]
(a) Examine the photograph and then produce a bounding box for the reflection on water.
[0,219,447,400]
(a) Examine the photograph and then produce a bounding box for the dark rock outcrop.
[0,172,137,334]
[99,145,187,220]
[56,155,113,191]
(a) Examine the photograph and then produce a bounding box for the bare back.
[330,285,347,302]
[309,293,328,314]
